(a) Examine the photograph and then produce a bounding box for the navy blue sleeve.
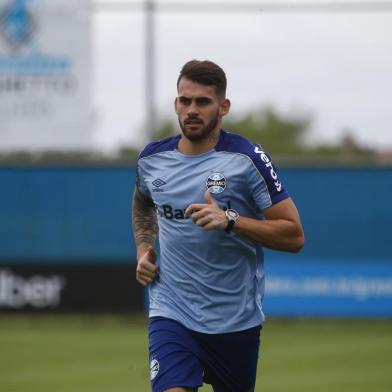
[215,130,289,207]
[139,134,180,159]
[251,145,289,206]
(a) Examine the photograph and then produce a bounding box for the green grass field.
[0,315,391,392]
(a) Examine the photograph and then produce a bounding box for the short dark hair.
[177,60,227,97]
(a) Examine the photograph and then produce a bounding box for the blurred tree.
[153,106,377,165]
[223,107,310,155]
[0,107,381,166]
[155,118,178,141]
[155,106,310,155]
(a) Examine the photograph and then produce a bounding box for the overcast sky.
[92,0,392,151]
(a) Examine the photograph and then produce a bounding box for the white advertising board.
[0,0,91,150]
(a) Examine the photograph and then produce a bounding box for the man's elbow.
[290,230,305,253]
[292,232,305,253]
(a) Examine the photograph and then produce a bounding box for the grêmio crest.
[206,171,227,194]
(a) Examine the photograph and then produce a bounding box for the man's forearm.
[132,189,158,252]
[233,216,304,253]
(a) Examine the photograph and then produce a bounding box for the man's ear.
[220,99,231,117]
[174,97,178,113]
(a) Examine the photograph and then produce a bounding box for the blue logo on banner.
[0,0,72,74]
[0,0,36,51]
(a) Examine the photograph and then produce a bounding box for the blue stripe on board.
[0,166,391,261]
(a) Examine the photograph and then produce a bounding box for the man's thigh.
[194,325,261,392]
[149,318,203,392]
[148,317,261,392]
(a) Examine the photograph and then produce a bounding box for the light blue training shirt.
[136,129,289,333]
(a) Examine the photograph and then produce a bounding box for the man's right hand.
[136,245,159,286]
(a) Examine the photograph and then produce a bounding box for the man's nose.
[187,101,199,115]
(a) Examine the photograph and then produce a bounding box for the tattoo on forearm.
[132,188,158,246]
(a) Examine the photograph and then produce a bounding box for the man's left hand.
[185,191,227,230]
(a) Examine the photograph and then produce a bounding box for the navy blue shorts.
[148,317,261,392]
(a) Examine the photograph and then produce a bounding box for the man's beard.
[178,112,219,142]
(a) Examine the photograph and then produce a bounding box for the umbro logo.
[152,178,166,192]
[152,178,166,188]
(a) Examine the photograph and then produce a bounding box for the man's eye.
[179,97,191,105]
[196,98,211,106]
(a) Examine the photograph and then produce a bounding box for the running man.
[132,59,304,392]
